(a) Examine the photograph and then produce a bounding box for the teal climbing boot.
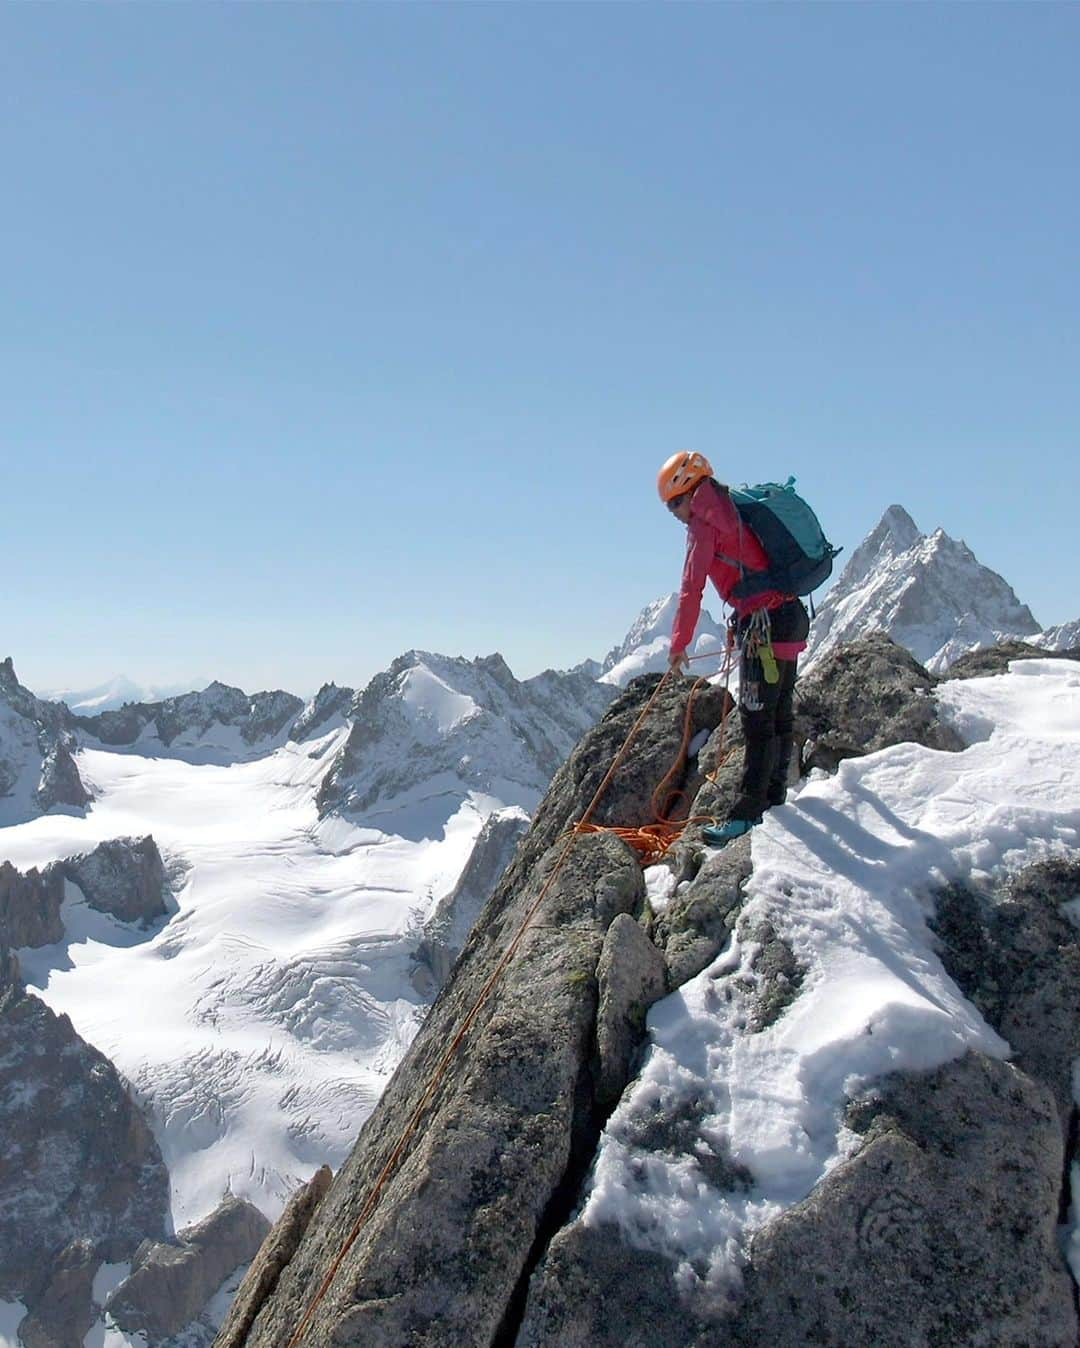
[701,817,762,847]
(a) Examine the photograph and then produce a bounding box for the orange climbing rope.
[573,643,739,863]
[283,667,680,1348]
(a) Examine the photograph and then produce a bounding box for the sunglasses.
[667,494,689,513]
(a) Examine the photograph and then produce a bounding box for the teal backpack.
[714,477,841,601]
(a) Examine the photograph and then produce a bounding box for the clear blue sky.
[3,3,1077,696]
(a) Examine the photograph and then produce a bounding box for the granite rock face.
[205,655,1076,1347]
[17,1240,100,1348]
[726,1053,1076,1348]
[213,674,725,1348]
[931,858,1080,1148]
[218,832,644,1348]
[215,1168,333,1348]
[0,859,65,948]
[594,913,667,1110]
[651,838,752,988]
[36,741,92,812]
[105,1198,271,1340]
[63,835,169,926]
[794,633,964,773]
[0,945,169,1302]
[0,657,90,821]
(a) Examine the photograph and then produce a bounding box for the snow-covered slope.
[0,648,614,1238]
[599,595,727,687]
[803,505,1040,672]
[3,725,477,1228]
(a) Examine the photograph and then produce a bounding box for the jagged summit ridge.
[0,657,90,823]
[804,506,1040,672]
[1034,617,1080,652]
[317,648,614,826]
[598,594,725,687]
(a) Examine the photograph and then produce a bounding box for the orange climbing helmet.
[657,451,712,503]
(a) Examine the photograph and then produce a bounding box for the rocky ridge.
[0,944,171,1309]
[0,658,90,823]
[315,650,615,825]
[0,834,261,1348]
[211,636,1079,1348]
[76,681,305,759]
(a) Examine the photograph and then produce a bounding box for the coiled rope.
[284,664,693,1347]
[574,642,738,862]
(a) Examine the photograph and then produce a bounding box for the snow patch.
[398,665,480,737]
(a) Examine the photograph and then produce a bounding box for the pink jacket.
[672,479,807,659]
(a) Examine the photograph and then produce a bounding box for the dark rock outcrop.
[63,835,169,926]
[215,1167,333,1348]
[105,1197,271,1340]
[412,807,530,995]
[289,684,355,743]
[931,858,1080,1148]
[794,633,965,772]
[942,638,1080,681]
[726,1053,1076,1348]
[17,1240,100,1348]
[0,859,64,948]
[0,657,90,817]
[36,742,92,811]
[0,945,169,1302]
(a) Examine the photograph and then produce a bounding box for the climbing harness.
[283,665,703,1347]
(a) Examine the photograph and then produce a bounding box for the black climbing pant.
[730,598,809,822]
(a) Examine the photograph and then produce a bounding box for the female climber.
[658,450,810,845]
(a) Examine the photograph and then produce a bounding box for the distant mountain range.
[40,674,212,714]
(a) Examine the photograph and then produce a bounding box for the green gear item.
[760,642,780,685]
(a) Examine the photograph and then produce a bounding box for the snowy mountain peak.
[599,595,726,688]
[879,502,922,547]
[1033,618,1080,653]
[830,504,921,602]
[317,649,614,830]
[804,506,1040,673]
[603,595,682,667]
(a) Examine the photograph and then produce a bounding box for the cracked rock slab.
[595,914,667,1110]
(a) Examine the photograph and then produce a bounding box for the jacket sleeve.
[671,518,712,653]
